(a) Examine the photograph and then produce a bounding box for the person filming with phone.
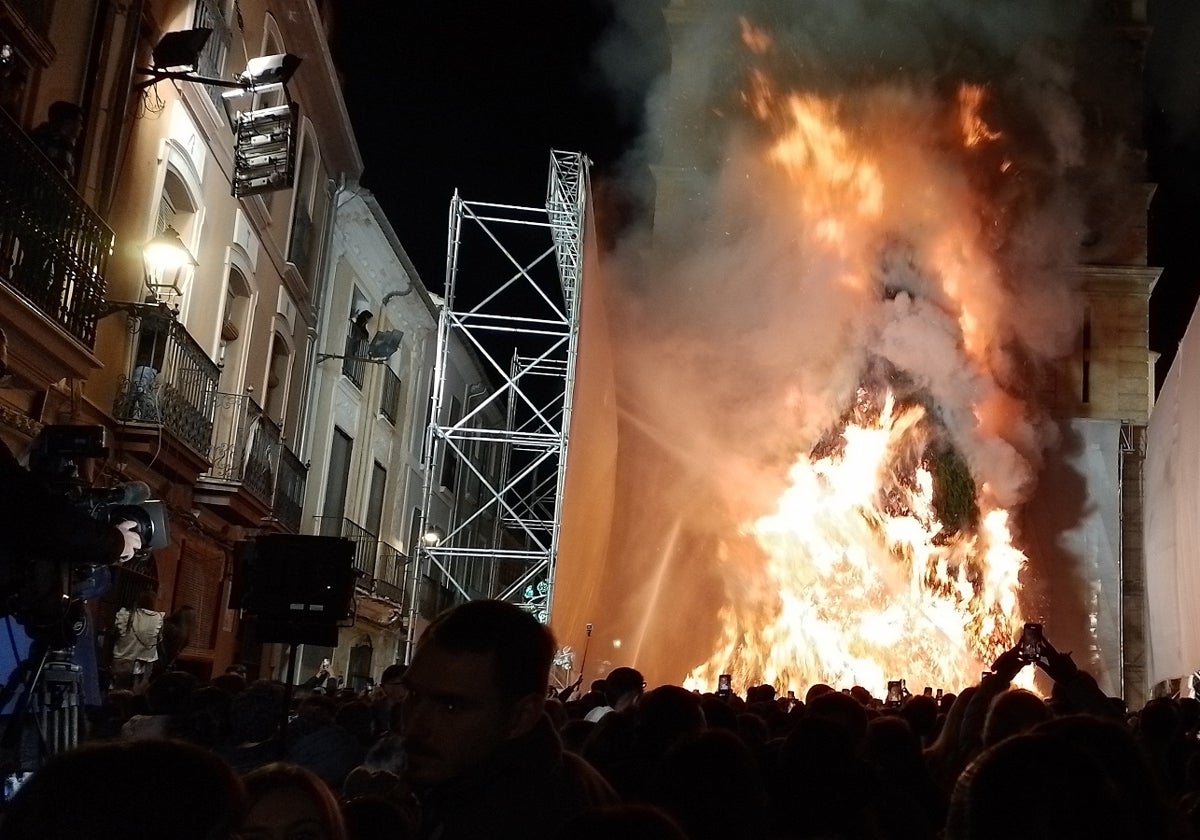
[948,622,1118,781]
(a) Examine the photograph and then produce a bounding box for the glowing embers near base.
[684,390,1028,697]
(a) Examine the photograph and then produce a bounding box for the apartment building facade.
[0,0,361,678]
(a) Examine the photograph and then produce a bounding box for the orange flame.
[682,36,1033,699]
[958,83,1002,148]
[685,392,1030,696]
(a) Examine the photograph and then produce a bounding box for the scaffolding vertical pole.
[403,153,589,657]
[404,191,462,663]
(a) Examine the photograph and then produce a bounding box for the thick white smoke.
[560,0,1130,687]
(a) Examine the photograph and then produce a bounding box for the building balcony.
[314,516,378,588]
[374,542,410,605]
[195,393,306,532]
[0,107,112,384]
[111,303,218,480]
[380,366,402,425]
[342,329,368,388]
[274,445,307,534]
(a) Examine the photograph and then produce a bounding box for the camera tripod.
[0,642,83,771]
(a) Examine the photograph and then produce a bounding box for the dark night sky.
[331,1,1200,384]
[329,2,649,293]
[1146,0,1200,383]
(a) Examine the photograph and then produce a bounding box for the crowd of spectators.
[3,599,1200,840]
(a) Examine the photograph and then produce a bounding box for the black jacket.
[417,713,617,839]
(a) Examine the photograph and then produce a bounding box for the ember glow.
[678,33,1045,697]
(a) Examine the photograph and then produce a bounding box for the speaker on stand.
[230,534,357,753]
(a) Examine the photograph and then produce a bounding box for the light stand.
[577,622,592,686]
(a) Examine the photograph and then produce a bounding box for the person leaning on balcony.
[29,100,83,180]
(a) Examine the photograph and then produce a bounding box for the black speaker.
[231,535,356,624]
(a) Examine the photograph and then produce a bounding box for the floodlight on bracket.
[134,29,303,198]
[316,329,405,365]
[134,28,301,96]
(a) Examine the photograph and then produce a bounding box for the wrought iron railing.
[375,543,409,604]
[342,327,368,388]
[0,108,112,348]
[206,393,277,503]
[193,0,233,114]
[381,366,402,425]
[112,304,219,457]
[314,516,378,585]
[274,445,307,533]
[204,391,305,530]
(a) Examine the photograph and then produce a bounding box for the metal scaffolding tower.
[404,151,588,658]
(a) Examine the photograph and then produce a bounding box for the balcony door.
[322,427,352,526]
[366,461,386,538]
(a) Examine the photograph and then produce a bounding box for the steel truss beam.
[405,151,588,656]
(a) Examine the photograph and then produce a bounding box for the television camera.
[0,424,170,768]
[0,424,168,647]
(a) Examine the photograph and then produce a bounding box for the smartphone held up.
[1019,622,1046,663]
[717,673,732,699]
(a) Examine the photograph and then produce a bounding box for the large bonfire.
[557,3,1125,700]
[661,17,1083,696]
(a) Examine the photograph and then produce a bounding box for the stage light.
[235,53,301,89]
[135,41,303,197]
[228,103,299,197]
[367,330,404,360]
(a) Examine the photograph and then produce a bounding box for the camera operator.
[0,328,142,597]
[0,328,145,723]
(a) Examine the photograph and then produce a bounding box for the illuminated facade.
[276,189,501,688]
[0,0,360,678]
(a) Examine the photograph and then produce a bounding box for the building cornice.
[1074,263,1162,296]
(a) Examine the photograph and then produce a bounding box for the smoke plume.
[556,0,1133,690]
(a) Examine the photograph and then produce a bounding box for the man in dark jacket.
[401,599,616,838]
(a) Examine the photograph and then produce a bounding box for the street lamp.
[142,225,196,303]
[423,525,446,546]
